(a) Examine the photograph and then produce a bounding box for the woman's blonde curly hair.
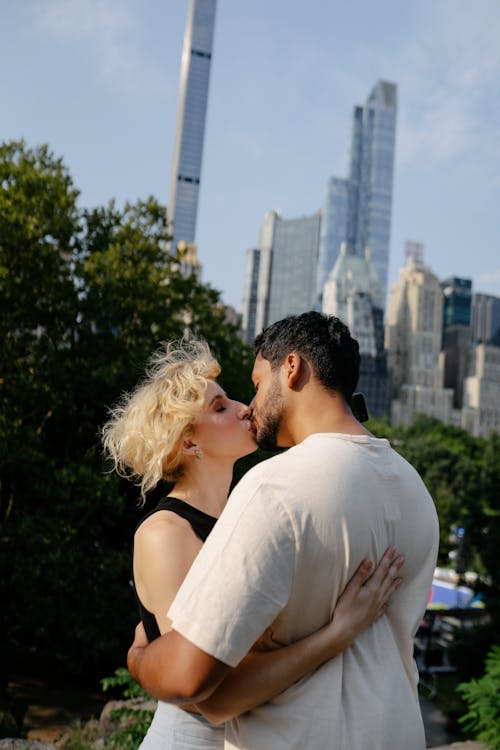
[101,339,220,503]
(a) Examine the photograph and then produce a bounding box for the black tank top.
[133,497,217,642]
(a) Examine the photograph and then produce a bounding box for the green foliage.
[458,645,500,748]
[451,620,500,683]
[102,668,153,749]
[0,140,253,685]
[105,707,154,750]
[57,719,101,750]
[101,667,149,700]
[370,414,500,708]
[368,415,499,585]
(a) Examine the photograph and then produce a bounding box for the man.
[128,312,439,749]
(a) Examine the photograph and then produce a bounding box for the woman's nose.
[238,402,252,419]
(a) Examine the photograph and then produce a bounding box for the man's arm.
[130,478,296,701]
[129,548,403,719]
[127,623,230,704]
[196,548,403,724]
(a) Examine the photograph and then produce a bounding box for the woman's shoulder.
[134,508,199,552]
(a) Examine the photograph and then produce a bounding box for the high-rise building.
[385,255,454,425]
[253,210,279,337]
[317,80,397,307]
[168,0,217,251]
[266,212,321,326]
[462,343,500,436]
[323,244,389,417]
[439,278,473,406]
[315,178,351,309]
[441,325,472,409]
[441,277,472,333]
[241,248,261,345]
[471,293,500,345]
[241,210,321,341]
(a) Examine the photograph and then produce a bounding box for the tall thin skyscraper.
[317,80,397,307]
[168,0,217,251]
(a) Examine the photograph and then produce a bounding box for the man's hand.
[127,622,149,684]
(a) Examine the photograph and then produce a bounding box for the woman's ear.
[182,437,197,456]
[182,438,203,460]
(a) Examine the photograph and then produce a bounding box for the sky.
[2,0,500,310]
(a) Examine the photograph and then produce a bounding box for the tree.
[368,415,486,568]
[473,433,500,590]
[0,141,254,688]
[0,141,81,700]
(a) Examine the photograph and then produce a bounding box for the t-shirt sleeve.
[167,472,297,667]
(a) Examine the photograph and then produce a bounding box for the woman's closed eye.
[212,395,227,412]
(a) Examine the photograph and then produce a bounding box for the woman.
[102,339,403,750]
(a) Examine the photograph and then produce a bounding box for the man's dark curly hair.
[254,312,360,404]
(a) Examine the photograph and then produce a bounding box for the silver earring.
[195,448,203,460]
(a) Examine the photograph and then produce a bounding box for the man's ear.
[283,352,305,388]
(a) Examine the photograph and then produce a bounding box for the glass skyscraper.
[266,212,321,326]
[441,277,472,330]
[168,0,217,250]
[241,210,321,342]
[317,80,397,307]
[315,178,351,309]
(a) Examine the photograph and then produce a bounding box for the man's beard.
[255,376,285,450]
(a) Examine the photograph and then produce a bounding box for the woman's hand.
[327,547,404,653]
[127,622,149,684]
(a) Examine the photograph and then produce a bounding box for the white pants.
[139,701,225,750]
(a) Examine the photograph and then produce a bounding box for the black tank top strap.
[133,497,217,642]
[135,496,217,542]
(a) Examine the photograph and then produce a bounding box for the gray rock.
[98,698,156,734]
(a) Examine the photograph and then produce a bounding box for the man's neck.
[284,390,372,446]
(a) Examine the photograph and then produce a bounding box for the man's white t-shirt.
[168,434,439,750]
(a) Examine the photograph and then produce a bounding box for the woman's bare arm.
[195,547,403,724]
[133,511,202,636]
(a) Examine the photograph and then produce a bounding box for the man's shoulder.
[233,449,293,489]
[234,435,363,490]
